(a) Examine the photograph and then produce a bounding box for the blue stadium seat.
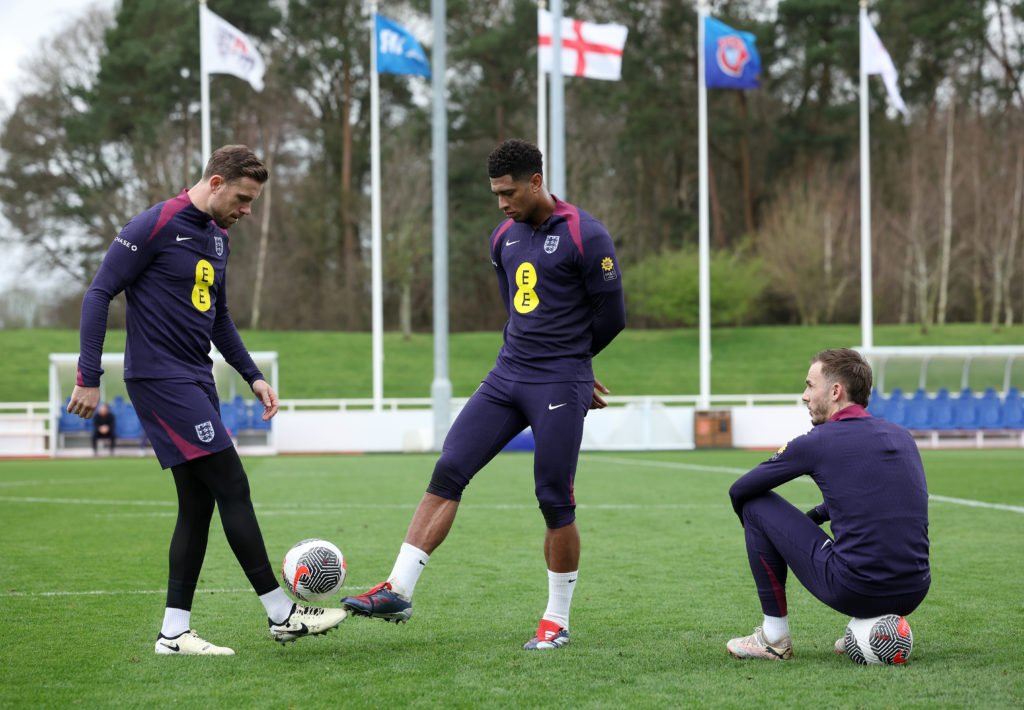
[905,389,931,430]
[930,392,956,430]
[977,388,1002,430]
[867,388,887,418]
[246,401,272,431]
[502,428,535,452]
[1001,388,1024,429]
[220,401,242,435]
[884,388,907,426]
[114,403,143,439]
[953,388,979,430]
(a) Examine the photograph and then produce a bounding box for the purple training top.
[77,190,262,388]
[729,405,931,596]
[489,196,625,383]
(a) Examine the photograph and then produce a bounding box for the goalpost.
[47,351,278,457]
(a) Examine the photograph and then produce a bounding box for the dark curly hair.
[811,348,873,407]
[487,139,543,182]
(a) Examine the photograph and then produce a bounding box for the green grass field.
[3,323,1024,401]
[1,450,1021,708]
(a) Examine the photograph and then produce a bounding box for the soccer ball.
[281,538,347,603]
[844,615,913,665]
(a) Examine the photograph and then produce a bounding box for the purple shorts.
[125,378,233,469]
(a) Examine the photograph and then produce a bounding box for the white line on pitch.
[580,454,1024,513]
[928,494,1024,514]
[0,477,111,488]
[0,586,372,599]
[581,454,749,475]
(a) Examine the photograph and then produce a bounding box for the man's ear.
[530,173,543,192]
[209,175,224,192]
[831,381,844,402]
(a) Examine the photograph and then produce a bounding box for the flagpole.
[370,2,385,411]
[697,0,711,410]
[430,0,452,450]
[537,0,547,162]
[199,0,211,163]
[859,0,873,350]
[549,0,565,196]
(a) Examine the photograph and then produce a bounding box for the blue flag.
[375,14,431,78]
[704,17,760,89]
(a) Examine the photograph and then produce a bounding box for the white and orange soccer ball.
[844,615,914,665]
[281,538,347,603]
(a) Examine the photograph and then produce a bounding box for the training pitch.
[1,449,1021,708]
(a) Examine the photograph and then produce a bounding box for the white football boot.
[155,629,234,656]
[269,603,348,644]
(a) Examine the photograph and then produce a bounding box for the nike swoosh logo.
[548,403,567,410]
[159,641,180,651]
[505,239,519,246]
[176,235,192,242]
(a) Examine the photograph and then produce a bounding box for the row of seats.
[867,387,1024,430]
[58,395,272,435]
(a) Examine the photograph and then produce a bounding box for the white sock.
[387,543,430,600]
[260,587,295,624]
[161,607,191,638]
[541,570,578,630]
[762,615,790,642]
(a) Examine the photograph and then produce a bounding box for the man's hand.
[590,379,611,410]
[252,379,279,421]
[67,385,100,419]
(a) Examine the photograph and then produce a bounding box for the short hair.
[202,144,268,184]
[811,348,873,407]
[487,139,543,182]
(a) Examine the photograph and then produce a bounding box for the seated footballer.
[725,348,930,660]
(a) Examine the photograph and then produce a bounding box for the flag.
[860,14,908,116]
[704,17,761,89]
[200,6,266,91]
[376,14,431,78]
[538,9,628,81]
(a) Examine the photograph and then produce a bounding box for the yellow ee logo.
[191,259,215,312]
[514,262,539,314]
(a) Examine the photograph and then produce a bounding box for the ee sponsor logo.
[514,262,539,314]
[192,259,215,312]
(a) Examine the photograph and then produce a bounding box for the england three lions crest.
[215,236,224,256]
[544,235,560,254]
[195,420,216,443]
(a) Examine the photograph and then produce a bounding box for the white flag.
[860,14,907,116]
[538,9,628,81]
[201,6,266,91]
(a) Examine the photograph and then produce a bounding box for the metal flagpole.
[697,0,711,409]
[859,0,874,350]
[537,0,547,161]
[370,1,384,411]
[549,0,565,197]
[430,0,452,450]
[199,0,211,163]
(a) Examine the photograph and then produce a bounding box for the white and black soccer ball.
[281,538,347,603]
[844,614,913,665]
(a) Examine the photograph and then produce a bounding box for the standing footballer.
[67,145,347,655]
[342,138,626,650]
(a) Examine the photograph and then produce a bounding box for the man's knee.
[539,504,576,529]
[426,456,470,502]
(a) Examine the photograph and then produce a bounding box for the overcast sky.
[0,0,116,293]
